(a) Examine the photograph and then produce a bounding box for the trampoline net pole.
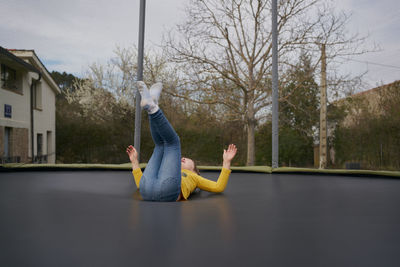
[134,0,146,162]
[271,0,279,168]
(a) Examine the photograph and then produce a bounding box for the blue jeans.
[139,109,181,201]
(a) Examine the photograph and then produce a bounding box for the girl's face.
[181,157,195,172]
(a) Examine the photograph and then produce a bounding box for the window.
[1,64,17,90]
[33,82,42,110]
[37,133,43,156]
[47,131,52,156]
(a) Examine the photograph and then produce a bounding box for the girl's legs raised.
[147,110,181,201]
[140,108,164,191]
[138,82,181,201]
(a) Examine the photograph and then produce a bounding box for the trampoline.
[1,169,400,267]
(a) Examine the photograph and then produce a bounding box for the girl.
[126,82,237,201]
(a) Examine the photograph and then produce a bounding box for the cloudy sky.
[1,0,399,91]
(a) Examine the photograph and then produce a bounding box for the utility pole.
[319,43,327,169]
[134,0,146,162]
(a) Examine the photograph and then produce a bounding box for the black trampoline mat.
[1,171,400,266]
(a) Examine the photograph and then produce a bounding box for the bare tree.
[306,4,376,98]
[165,0,374,166]
[165,0,324,165]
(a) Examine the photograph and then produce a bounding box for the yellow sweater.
[132,168,232,200]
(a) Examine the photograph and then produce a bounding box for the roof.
[0,46,40,73]
[1,47,61,94]
[333,80,400,107]
[350,80,399,98]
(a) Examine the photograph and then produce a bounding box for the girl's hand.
[223,144,237,162]
[126,145,140,169]
[223,144,237,169]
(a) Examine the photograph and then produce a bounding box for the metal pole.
[134,0,146,162]
[319,43,327,169]
[271,0,279,169]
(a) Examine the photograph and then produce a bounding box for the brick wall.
[0,126,29,163]
[13,127,29,162]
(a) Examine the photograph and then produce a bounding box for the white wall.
[33,78,56,163]
[1,62,57,163]
[0,68,31,129]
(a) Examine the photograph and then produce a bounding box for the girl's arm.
[126,145,142,188]
[195,144,237,193]
[194,168,232,193]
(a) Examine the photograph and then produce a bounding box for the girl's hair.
[193,160,200,175]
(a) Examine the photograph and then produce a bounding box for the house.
[339,80,399,127]
[313,80,400,168]
[0,46,61,164]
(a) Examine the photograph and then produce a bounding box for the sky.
[1,0,399,92]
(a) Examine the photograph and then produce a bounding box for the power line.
[340,57,400,70]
